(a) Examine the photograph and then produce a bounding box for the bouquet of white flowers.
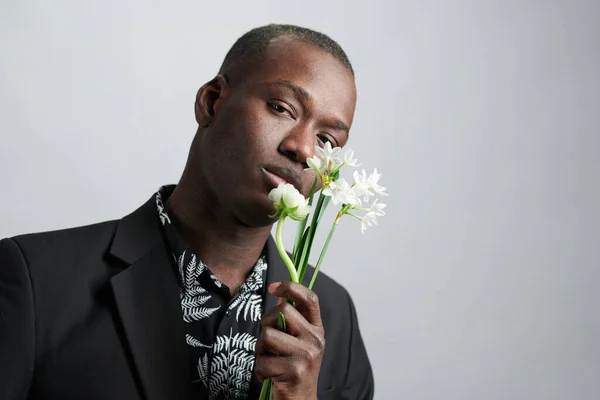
[259,143,387,399]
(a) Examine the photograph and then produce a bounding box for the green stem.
[316,194,332,226]
[297,192,326,283]
[308,218,339,290]
[346,212,363,221]
[276,213,299,283]
[259,378,272,400]
[293,176,318,260]
[292,219,306,262]
[261,214,304,400]
[329,161,346,177]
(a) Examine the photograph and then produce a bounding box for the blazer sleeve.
[340,291,375,400]
[0,238,35,400]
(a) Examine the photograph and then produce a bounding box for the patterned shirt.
[155,185,267,400]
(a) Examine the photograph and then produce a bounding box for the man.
[0,24,374,400]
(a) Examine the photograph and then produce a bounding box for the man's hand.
[255,281,325,400]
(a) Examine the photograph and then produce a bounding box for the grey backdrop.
[1,1,599,399]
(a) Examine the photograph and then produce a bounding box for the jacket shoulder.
[9,220,118,254]
[5,220,120,278]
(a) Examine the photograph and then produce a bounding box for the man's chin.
[235,194,278,229]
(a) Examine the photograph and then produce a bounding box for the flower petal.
[268,183,310,220]
[306,156,324,174]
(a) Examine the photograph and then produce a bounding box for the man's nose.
[278,123,316,166]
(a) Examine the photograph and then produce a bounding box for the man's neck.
[165,182,271,292]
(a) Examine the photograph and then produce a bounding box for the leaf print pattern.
[197,353,209,387]
[235,293,263,322]
[209,357,230,398]
[156,186,266,399]
[156,193,172,225]
[180,268,221,323]
[229,333,258,352]
[186,334,212,348]
[179,252,205,293]
[209,330,258,400]
[210,273,223,288]
[242,258,267,292]
[181,290,211,308]
[182,304,221,323]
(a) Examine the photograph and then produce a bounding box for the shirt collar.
[154,185,268,294]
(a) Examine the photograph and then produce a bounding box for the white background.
[2,1,599,399]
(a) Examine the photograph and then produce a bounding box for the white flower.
[305,155,327,174]
[315,142,342,168]
[368,168,388,196]
[342,148,361,167]
[356,199,386,233]
[352,169,373,201]
[369,199,387,216]
[305,143,358,175]
[268,183,311,221]
[322,178,359,206]
[360,211,379,234]
[352,168,388,202]
[268,184,288,209]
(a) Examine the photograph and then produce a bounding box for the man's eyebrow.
[334,119,350,134]
[273,79,311,101]
[272,79,350,134]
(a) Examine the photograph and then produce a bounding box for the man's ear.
[195,75,229,127]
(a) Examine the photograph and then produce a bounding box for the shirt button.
[225,310,231,317]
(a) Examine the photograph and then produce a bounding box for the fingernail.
[269,282,282,293]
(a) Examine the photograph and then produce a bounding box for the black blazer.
[0,195,374,400]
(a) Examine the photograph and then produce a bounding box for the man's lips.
[262,166,303,192]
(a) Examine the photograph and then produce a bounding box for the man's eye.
[318,135,336,147]
[269,102,287,113]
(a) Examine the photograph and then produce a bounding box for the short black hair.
[218,24,354,79]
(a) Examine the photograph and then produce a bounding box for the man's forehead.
[255,39,357,119]
[260,37,341,76]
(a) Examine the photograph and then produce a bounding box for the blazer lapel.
[108,200,292,400]
[108,197,193,400]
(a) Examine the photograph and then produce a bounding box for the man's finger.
[268,282,322,327]
[254,354,291,383]
[255,326,304,356]
[261,301,312,337]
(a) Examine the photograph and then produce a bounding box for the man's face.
[196,37,357,227]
